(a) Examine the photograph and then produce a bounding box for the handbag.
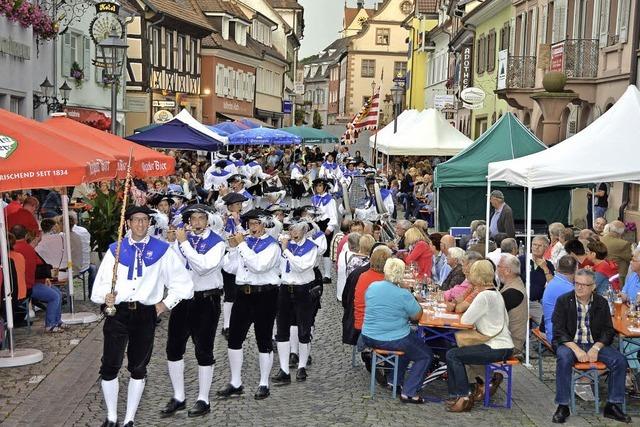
[455,307,507,348]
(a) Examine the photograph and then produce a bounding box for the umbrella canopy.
[0,109,117,191]
[45,115,175,178]
[127,118,224,151]
[228,127,302,146]
[280,126,339,144]
[210,121,247,135]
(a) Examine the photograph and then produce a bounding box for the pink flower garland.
[0,0,58,40]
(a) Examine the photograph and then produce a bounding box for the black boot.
[296,367,307,382]
[552,405,570,424]
[603,402,631,423]
[187,400,211,417]
[216,383,244,398]
[159,397,185,418]
[271,369,291,385]
[254,385,270,400]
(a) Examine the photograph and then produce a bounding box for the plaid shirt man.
[574,296,594,344]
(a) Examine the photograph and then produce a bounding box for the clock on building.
[400,0,413,15]
[89,2,124,45]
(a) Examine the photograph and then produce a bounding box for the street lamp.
[97,29,128,134]
[33,77,72,113]
[390,75,405,134]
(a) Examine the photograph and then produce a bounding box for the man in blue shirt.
[621,249,640,303]
[541,255,577,340]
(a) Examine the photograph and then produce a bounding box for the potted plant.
[83,188,122,257]
[70,61,84,87]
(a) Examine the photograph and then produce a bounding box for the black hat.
[293,205,321,218]
[266,203,290,214]
[241,209,272,227]
[226,173,246,184]
[181,204,213,223]
[346,157,357,165]
[230,152,244,160]
[149,193,175,206]
[215,159,229,168]
[294,155,304,163]
[125,205,155,220]
[168,191,190,201]
[223,192,248,205]
[324,152,335,159]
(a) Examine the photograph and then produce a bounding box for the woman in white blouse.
[445,260,514,413]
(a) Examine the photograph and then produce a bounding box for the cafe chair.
[369,349,404,399]
[570,362,608,415]
[532,327,555,381]
[483,358,519,408]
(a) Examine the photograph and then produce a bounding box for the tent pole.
[592,186,596,227]
[373,131,378,169]
[61,191,75,315]
[525,186,533,367]
[485,180,491,255]
[1,210,15,356]
[435,187,440,231]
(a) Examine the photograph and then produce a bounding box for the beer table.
[612,304,640,371]
[417,305,473,348]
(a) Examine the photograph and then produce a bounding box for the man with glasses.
[91,206,194,427]
[550,269,631,424]
[519,236,554,324]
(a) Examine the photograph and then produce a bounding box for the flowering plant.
[625,221,637,232]
[0,0,58,40]
[70,61,84,87]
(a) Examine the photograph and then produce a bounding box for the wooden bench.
[571,361,608,415]
[370,349,405,399]
[532,327,554,380]
[483,357,520,408]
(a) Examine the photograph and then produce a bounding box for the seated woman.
[445,260,514,412]
[361,258,433,403]
[444,251,485,311]
[402,227,434,279]
[441,247,466,290]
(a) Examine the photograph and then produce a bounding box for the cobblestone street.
[1,278,638,427]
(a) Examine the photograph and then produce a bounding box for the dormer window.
[252,19,272,46]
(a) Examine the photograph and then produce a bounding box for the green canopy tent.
[433,112,571,232]
[280,126,339,144]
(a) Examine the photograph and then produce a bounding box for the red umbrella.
[45,114,176,178]
[0,109,117,191]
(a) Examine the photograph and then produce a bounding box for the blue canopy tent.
[228,127,302,145]
[208,121,246,135]
[127,118,224,151]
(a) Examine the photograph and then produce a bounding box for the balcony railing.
[505,56,536,89]
[557,39,599,78]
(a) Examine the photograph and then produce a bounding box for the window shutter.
[552,0,567,43]
[487,33,495,72]
[540,5,548,44]
[224,68,230,97]
[599,0,610,46]
[618,0,630,43]
[509,17,516,55]
[530,7,538,57]
[83,37,91,81]
[215,65,222,96]
[249,74,255,100]
[592,0,601,39]
[235,70,242,99]
[519,12,527,55]
[61,33,71,77]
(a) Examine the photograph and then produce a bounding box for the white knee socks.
[299,343,310,369]
[101,379,119,423]
[167,359,185,402]
[290,326,299,355]
[223,302,233,329]
[123,378,145,424]
[228,348,243,388]
[276,342,290,374]
[198,365,214,404]
[323,258,332,279]
[259,352,274,387]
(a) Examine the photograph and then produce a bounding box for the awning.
[219,112,274,128]
[255,108,284,119]
[64,107,111,131]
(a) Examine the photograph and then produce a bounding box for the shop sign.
[550,42,564,72]
[282,101,293,114]
[460,87,486,104]
[153,109,174,123]
[153,100,175,108]
[0,37,30,60]
[460,44,473,91]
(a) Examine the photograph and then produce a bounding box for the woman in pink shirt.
[444,251,485,303]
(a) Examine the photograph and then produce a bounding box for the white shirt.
[311,229,327,268]
[354,194,394,221]
[91,236,194,309]
[461,289,514,350]
[280,238,318,285]
[172,229,226,292]
[36,232,67,269]
[550,241,567,268]
[312,192,339,233]
[291,166,304,181]
[73,224,92,271]
[336,248,353,302]
[233,234,281,285]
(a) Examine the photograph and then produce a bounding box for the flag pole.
[373,85,381,169]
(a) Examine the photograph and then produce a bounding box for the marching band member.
[230,152,245,169]
[265,203,289,240]
[215,174,254,214]
[220,192,248,340]
[204,160,234,203]
[91,206,193,427]
[162,205,225,418]
[148,194,173,241]
[272,219,318,384]
[319,152,343,183]
[311,178,339,283]
[354,177,395,221]
[290,156,306,208]
[217,209,281,400]
[169,192,189,227]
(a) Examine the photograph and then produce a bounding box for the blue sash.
[233,160,244,167]
[211,170,231,177]
[285,239,317,272]
[225,217,238,234]
[245,235,277,254]
[241,190,254,200]
[311,193,333,207]
[180,231,224,270]
[110,237,169,280]
[322,161,337,170]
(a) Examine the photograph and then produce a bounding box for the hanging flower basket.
[0,0,58,40]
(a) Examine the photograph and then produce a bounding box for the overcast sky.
[298,0,379,59]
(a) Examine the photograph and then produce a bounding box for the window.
[191,39,198,74]
[9,96,21,114]
[152,28,162,66]
[376,28,390,45]
[394,61,407,78]
[165,31,173,69]
[476,36,485,74]
[487,31,496,72]
[361,59,375,78]
[229,22,236,41]
[499,23,510,51]
[61,33,90,79]
[177,35,185,72]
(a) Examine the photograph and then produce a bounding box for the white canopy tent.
[174,109,228,144]
[484,85,640,366]
[368,109,421,148]
[375,108,472,156]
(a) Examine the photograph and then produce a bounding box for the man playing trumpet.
[91,205,194,427]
